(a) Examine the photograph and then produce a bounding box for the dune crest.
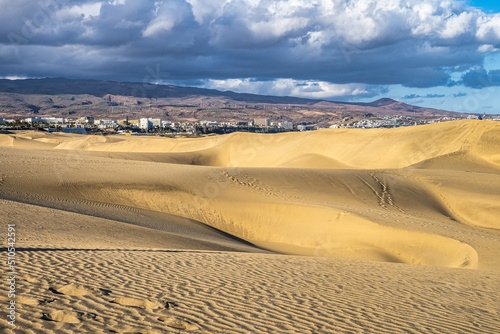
[28,120,496,170]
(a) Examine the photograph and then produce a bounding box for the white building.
[278,121,294,130]
[24,117,65,124]
[45,117,65,124]
[200,120,219,127]
[140,118,162,130]
[254,118,270,127]
[139,118,149,130]
[95,119,117,125]
[151,118,161,128]
[24,117,44,123]
[95,119,118,129]
[297,125,316,131]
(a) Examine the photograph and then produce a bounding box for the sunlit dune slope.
[32,120,500,170]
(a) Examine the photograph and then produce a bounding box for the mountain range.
[0,78,470,124]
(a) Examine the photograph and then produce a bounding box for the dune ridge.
[39,120,499,170]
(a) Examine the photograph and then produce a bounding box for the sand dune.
[1,120,500,333]
[37,119,498,170]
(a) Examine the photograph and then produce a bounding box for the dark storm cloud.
[461,66,500,88]
[426,94,446,98]
[1,0,500,96]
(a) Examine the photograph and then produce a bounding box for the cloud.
[403,93,445,99]
[185,0,230,24]
[461,66,500,88]
[478,44,500,52]
[201,78,386,100]
[0,76,30,80]
[403,94,421,99]
[58,2,103,20]
[476,14,500,42]
[142,0,195,37]
[0,0,500,93]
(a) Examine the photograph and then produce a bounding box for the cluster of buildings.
[134,117,296,131]
[330,114,500,129]
[136,117,297,132]
[1,116,67,124]
[0,116,309,134]
[3,114,499,134]
[336,116,420,129]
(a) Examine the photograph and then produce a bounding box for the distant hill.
[0,78,316,104]
[0,78,469,123]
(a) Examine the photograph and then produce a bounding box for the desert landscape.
[0,119,499,333]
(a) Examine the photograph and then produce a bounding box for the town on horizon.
[1,113,498,137]
[1,78,498,136]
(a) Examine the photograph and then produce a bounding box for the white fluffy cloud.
[203,78,383,99]
[59,2,103,20]
[476,14,500,42]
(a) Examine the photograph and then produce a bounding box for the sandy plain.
[0,119,499,333]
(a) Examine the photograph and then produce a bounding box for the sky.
[1,0,500,114]
[469,0,500,13]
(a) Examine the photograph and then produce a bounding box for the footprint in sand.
[158,316,199,331]
[162,301,179,309]
[99,288,113,296]
[77,311,98,320]
[42,310,80,324]
[110,297,161,311]
[39,298,57,305]
[51,283,88,296]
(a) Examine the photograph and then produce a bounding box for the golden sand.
[0,120,499,333]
